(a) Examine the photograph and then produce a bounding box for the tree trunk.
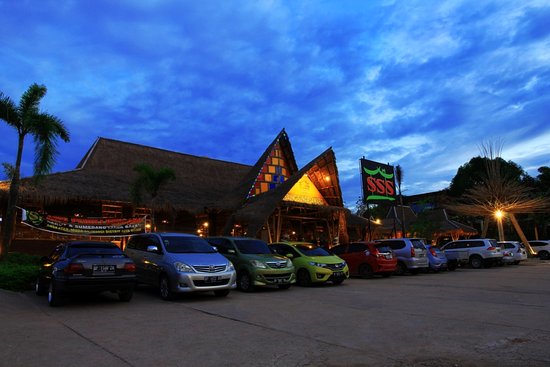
[1,134,24,260]
[509,213,536,256]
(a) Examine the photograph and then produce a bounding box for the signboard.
[21,209,146,237]
[360,159,396,203]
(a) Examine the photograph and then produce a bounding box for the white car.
[529,240,550,260]
[498,241,527,265]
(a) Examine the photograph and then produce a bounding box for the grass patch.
[0,253,41,292]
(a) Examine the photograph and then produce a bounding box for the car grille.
[266,261,288,269]
[264,273,292,281]
[326,263,345,271]
[193,279,230,287]
[192,265,226,273]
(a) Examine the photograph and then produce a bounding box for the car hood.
[164,252,230,266]
[304,255,345,264]
[240,253,289,262]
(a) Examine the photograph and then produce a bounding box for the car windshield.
[411,239,426,249]
[161,236,216,253]
[374,244,392,253]
[234,239,272,254]
[67,244,122,257]
[295,244,330,256]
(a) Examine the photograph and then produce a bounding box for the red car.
[331,242,397,278]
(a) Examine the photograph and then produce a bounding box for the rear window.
[67,243,122,257]
[410,239,426,249]
[374,244,392,253]
[234,239,271,254]
[161,235,216,253]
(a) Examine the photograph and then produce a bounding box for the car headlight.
[228,262,235,271]
[308,261,327,268]
[174,262,194,273]
[250,260,267,269]
[286,259,293,268]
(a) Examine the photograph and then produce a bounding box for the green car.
[269,241,349,286]
[207,237,295,292]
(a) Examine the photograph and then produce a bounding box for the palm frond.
[19,84,47,132]
[31,113,70,177]
[0,92,20,128]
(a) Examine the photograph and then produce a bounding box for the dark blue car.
[425,244,448,272]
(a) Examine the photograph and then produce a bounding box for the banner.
[360,159,396,203]
[21,209,146,237]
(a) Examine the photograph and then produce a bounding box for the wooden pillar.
[509,213,536,256]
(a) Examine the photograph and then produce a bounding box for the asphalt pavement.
[1,259,550,367]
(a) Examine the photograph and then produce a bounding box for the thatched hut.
[0,129,348,253]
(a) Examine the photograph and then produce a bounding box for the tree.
[130,164,176,230]
[448,143,549,254]
[0,84,70,260]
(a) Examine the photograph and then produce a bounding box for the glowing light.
[145,223,152,230]
[324,176,331,182]
[495,210,504,219]
[203,222,209,227]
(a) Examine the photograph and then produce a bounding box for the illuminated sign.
[360,159,396,203]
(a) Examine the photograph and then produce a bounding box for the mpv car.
[498,241,527,265]
[35,241,136,307]
[331,242,396,278]
[529,240,550,260]
[125,233,236,300]
[207,237,295,291]
[269,241,349,286]
[440,239,502,269]
[375,238,429,275]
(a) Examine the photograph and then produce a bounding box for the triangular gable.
[246,129,298,199]
[283,174,328,206]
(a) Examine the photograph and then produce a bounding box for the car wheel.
[35,277,48,296]
[159,275,175,301]
[469,255,483,269]
[238,272,254,292]
[118,290,133,302]
[358,264,374,279]
[297,269,312,286]
[394,262,406,276]
[214,289,230,297]
[539,251,550,260]
[278,284,291,290]
[48,279,63,307]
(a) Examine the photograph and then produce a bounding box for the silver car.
[498,241,527,265]
[375,238,429,275]
[529,240,550,260]
[441,239,503,269]
[125,232,237,300]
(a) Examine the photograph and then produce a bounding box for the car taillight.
[487,246,497,251]
[410,247,415,257]
[124,263,136,272]
[64,263,85,274]
[429,247,437,257]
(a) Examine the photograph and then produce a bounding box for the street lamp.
[494,210,505,242]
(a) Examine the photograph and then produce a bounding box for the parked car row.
[35,234,548,307]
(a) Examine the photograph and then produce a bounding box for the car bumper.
[55,276,136,293]
[373,260,397,273]
[253,269,296,286]
[310,266,349,283]
[173,271,237,293]
[403,257,429,269]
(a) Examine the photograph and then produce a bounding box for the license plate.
[332,271,344,277]
[204,276,220,283]
[92,265,115,274]
[385,255,392,259]
[274,278,286,284]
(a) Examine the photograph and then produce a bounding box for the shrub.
[0,253,41,291]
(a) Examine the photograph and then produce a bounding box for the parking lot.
[2,259,550,367]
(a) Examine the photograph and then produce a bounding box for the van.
[375,238,429,275]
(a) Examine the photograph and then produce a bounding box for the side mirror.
[146,245,159,253]
[285,253,294,259]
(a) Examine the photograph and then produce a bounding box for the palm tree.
[0,83,70,260]
[130,163,176,230]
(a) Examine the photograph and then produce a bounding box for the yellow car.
[269,241,349,286]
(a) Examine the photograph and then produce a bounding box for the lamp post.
[495,210,505,242]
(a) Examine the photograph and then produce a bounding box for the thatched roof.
[0,137,251,213]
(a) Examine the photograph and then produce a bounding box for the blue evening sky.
[1,0,549,209]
